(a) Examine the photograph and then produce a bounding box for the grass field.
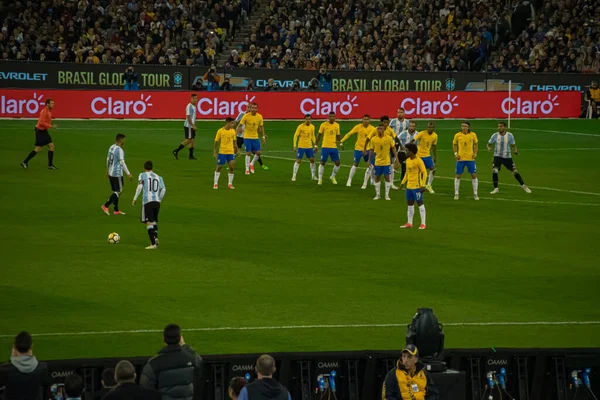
[0,118,599,361]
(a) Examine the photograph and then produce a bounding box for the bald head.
[115,360,136,383]
[256,354,276,377]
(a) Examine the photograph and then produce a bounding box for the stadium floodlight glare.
[405,308,445,360]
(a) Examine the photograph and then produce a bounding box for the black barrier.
[2,349,599,400]
[1,61,599,93]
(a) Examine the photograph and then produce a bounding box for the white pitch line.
[262,155,600,198]
[1,321,598,339]
[520,128,600,137]
[433,192,599,207]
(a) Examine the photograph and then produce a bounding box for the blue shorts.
[320,148,340,162]
[217,154,235,165]
[297,148,315,159]
[374,165,391,176]
[244,138,261,153]
[353,150,369,164]
[406,188,424,202]
[420,156,434,170]
[456,160,477,174]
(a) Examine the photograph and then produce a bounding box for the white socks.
[370,166,375,184]
[214,171,220,185]
[318,164,324,180]
[251,154,258,166]
[472,178,479,195]
[332,165,340,177]
[309,162,316,178]
[245,155,250,170]
[384,181,391,197]
[363,168,371,186]
[428,170,435,186]
[390,168,395,185]
[419,204,426,225]
[375,181,381,197]
[454,178,460,194]
[228,173,234,185]
[348,165,357,183]
[407,205,415,224]
[292,162,300,179]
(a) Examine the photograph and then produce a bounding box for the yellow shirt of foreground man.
[240,112,263,139]
[401,157,427,189]
[215,128,237,154]
[293,123,316,148]
[370,135,395,166]
[453,131,478,161]
[413,130,438,157]
[319,121,341,148]
[341,123,373,150]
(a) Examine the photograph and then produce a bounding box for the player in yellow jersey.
[315,112,341,185]
[400,143,427,230]
[239,103,267,175]
[411,122,438,193]
[369,125,400,200]
[340,114,373,187]
[363,116,398,189]
[213,117,240,189]
[452,121,479,200]
[292,114,318,181]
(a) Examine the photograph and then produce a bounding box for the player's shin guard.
[454,178,460,194]
[493,171,499,188]
[363,168,371,186]
[214,171,220,185]
[370,166,375,185]
[332,165,340,177]
[113,192,120,212]
[292,162,300,179]
[228,173,234,185]
[23,150,37,163]
[251,154,258,166]
[390,168,395,184]
[384,181,391,197]
[428,170,435,186]
[48,151,54,166]
[472,178,479,195]
[407,205,415,224]
[348,165,357,183]
[147,226,156,245]
[309,163,316,178]
[318,164,324,180]
[419,205,426,225]
[514,172,525,185]
[245,155,251,171]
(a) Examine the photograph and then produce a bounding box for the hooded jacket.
[382,359,439,400]
[239,378,290,400]
[0,355,51,400]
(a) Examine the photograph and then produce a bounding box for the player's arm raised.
[340,126,356,151]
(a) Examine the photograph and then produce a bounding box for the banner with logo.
[0,89,581,119]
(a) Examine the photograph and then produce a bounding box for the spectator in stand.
[123,66,139,91]
[221,77,233,91]
[307,78,320,91]
[585,80,600,118]
[228,376,248,400]
[0,331,50,400]
[204,66,221,91]
[95,368,116,400]
[103,360,161,400]
[64,373,85,400]
[263,78,279,91]
[246,79,256,91]
[317,67,332,92]
[382,345,439,400]
[140,324,203,400]
[290,79,301,91]
[237,355,291,400]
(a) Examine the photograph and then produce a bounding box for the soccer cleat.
[189,156,198,160]
[454,194,459,200]
[330,177,338,185]
[391,185,399,190]
[291,177,297,182]
[48,165,58,170]
[145,244,157,250]
[385,196,391,200]
[172,150,179,160]
[474,195,480,200]
[20,162,28,170]
[245,169,250,175]
[155,238,159,246]
[262,165,269,170]
[400,223,413,229]
[426,185,435,194]
[113,211,126,215]
[228,184,235,189]
[373,195,381,200]
[249,165,255,174]
[213,184,218,189]
[419,224,426,230]
[490,188,500,194]
[312,176,318,181]
[361,184,367,190]
[346,182,351,187]
[101,205,110,215]
[522,185,532,193]
[317,179,323,185]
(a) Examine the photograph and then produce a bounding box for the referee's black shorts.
[236,137,244,149]
[109,176,124,193]
[141,201,160,223]
[34,128,52,147]
[184,127,196,139]
[493,156,516,171]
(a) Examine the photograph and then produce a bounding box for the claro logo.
[300,95,359,116]
[0,92,46,115]
[91,94,153,116]
[232,364,254,371]
[197,94,255,116]
[501,94,559,115]
[401,94,459,116]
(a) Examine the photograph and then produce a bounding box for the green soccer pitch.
[1,118,599,361]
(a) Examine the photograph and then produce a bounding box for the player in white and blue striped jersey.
[389,108,410,137]
[101,133,132,216]
[396,121,418,182]
[132,161,166,250]
[172,94,198,160]
[487,122,531,194]
[234,109,268,169]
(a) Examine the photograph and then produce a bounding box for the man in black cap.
[382,345,439,400]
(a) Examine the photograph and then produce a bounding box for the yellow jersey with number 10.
[319,121,341,148]
[240,112,263,139]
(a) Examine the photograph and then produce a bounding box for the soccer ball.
[108,232,120,244]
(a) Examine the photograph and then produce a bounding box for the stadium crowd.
[0,0,250,66]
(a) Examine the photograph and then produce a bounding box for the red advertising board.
[0,89,581,119]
